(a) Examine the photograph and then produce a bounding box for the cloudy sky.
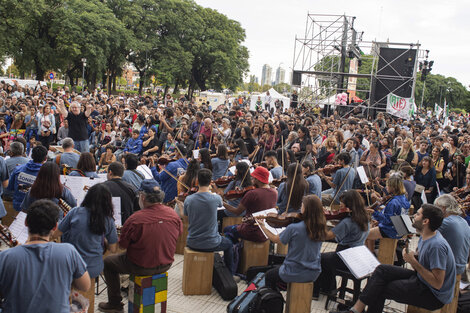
[196,0,470,88]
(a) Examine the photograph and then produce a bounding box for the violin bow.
[285,161,299,212]
[239,146,259,188]
[160,167,190,191]
[281,135,285,176]
[209,121,213,148]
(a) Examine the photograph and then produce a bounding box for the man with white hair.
[434,194,470,277]
[56,138,80,169]
[56,99,93,153]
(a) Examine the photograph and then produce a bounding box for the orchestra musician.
[276,163,308,213]
[320,152,356,206]
[211,144,230,180]
[314,190,369,298]
[0,200,91,313]
[301,160,322,199]
[99,180,181,313]
[264,150,283,179]
[223,166,277,243]
[256,195,326,291]
[365,174,410,253]
[150,144,188,203]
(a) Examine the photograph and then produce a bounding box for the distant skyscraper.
[261,64,272,86]
[275,67,285,85]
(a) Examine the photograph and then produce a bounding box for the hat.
[251,167,270,184]
[182,114,190,120]
[139,179,160,193]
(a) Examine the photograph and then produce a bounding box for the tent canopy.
[249,88,290,112]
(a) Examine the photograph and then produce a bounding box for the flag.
[443,99,449,127]
[435,103,443,118]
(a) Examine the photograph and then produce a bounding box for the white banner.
[386,93,414,120]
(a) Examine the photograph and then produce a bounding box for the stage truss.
[292,13,425,116]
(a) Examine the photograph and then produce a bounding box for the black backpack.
[249,287,284,313]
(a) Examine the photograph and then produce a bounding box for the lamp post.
[81,58,87,90]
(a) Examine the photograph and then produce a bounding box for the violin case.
[213,253,238,300]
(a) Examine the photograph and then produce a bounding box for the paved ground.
[93,240,413,313]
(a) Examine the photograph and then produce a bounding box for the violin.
[177,187,199,201]
[245,212,303,228]
[156,155,177,166]
[271,176,287,187]
[0,224,18,247]
[315,164,342,176]
[224,185,256,200]
[214,176,235,188]
[323,207,351,220]
[366,194,393,211]
[254,161,270,169]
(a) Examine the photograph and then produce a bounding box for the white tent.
[250,88,290,112]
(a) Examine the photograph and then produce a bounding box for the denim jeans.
[188,236,234,274]
[74,139,90,153]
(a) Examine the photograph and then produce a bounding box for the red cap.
[251,166,270,184]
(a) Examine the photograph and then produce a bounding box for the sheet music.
[252,208,287,238]
[9,212,29,244]
[356,166,369,184]
[337,246,380,279]
[112,197,122,227]
[60,175,106,205]
[228,166,236,175]
[136,165,153,180]
[192,149,200,159]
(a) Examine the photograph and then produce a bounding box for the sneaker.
[98,302,124,313]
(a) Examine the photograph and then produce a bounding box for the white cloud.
[196,0,470,87]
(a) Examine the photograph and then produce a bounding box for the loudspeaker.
[292,71,302,86]
[371,48,417,107]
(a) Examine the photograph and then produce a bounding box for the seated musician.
[314,190,369,298]
[223,166,277,243]
[179,169,234,272]
[0,200,91,313]
[264,150,283,179]
[99,180,182,313]
[320,152,356,206]
[277,163,308,213]
[365,174,410,252]
[211,144,230,180]
[332,204,456,313]
[150,144,188,203]
[217,162,252,222]
[302,160,322,199]
[256,195,326,291]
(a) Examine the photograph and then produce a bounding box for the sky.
[196,0,470,88]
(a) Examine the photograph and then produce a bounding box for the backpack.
[249,287,284,313]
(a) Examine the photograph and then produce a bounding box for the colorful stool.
[128,272,168,313]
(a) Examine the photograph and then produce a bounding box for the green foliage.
[273,83,291,93]
[0,0,249,94]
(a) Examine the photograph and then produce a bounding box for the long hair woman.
[277,163,308,213]
[53,183,117,312]
[366,174,410,252]
[233,138,249,161]
[21,162,77,213]
[258,195,326,291]
[314,189,369,297]
[178,159,200,195]
[211,144,230,180]
[71,152,99,178]
[198,148,213,171]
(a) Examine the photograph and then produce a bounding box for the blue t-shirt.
[438,215,470,275]
[270,166,283,180]
[20,186,77,213]
[306,174,322,199]
[69,170,99,178]
[211,157,230,180]
[152,158,188,203]
[277,182,304,214]
[59,206,118,278]
[279,221,322,283]
[0,243,87,313]
[417,232,456,304]
[223,180,245,216]
[373,194,410,239]
[122,170,145,190]
[184,192,223,250]
[332,217,369,247]
[60,152,80,168]
[332,167,356,202]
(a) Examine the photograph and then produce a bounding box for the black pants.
[314,251,349,294]
[265,265,284,291]
[359,265,443,313]
[38,133,53,150]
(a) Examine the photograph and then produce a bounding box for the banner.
[386,93,414,120]
[347,58,358,102]
[435,103,443,118]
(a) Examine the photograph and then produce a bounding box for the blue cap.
[139,179,160,193]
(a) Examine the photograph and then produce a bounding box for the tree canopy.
[0,0,249,95]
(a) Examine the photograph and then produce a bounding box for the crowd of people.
[0,79,469,313]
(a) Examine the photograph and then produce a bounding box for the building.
[275,67,286,85]
[261,64,272,86]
